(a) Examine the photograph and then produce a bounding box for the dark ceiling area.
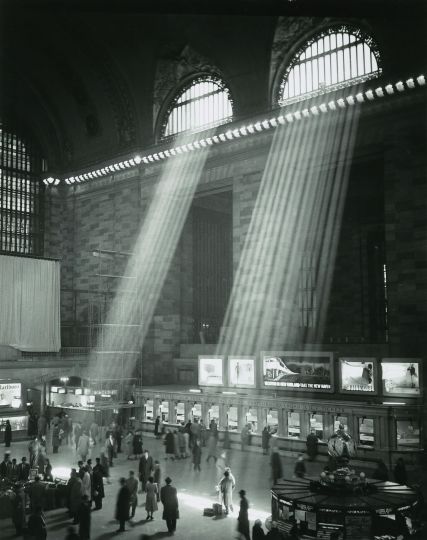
[0,0,426,173]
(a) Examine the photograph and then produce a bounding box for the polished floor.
[1,433,424,540]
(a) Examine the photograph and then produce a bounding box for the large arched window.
[162,75,233,138]
[0,124,45,255]
[279,27,381,104]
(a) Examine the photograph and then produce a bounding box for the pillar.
[323,413,335,440]
[300,411,310,441]
[184,401,193,423]
[219,403,228,430]
[277,408,285,437]
[201,401,209,427]
[152,397,160,420]
[168,400,176,425]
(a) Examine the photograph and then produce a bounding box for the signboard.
[228,357,256,387]
[339,358,377,394]
[198,356,224,386]
[381,359,421,396]
[261,351,333,391]
[0,382,22,407]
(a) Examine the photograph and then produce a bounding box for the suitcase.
[213,503,223,516]
[203,507,215,516]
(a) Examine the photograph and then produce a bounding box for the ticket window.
[176,402,185,424]
[267,409,278,434]
[227,406,238,431]
[145,399,154,421]
[246,408,258,433]
[334,415,349,433]
[358,417,374,448]
[208,405,220,425]
[192,403,201,422]
[288,412,301,439]
[310,413,324,441]
[396,419,420,447]
[160,401,169,423]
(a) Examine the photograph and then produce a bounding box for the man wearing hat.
[160,477,179,534]
[237,489,250,540]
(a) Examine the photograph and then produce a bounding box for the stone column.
[152,397,160,421]
[238,404,249,431]
[300,411,310,441]
[323,413,335,440]
[201,401,209,426]
[282,408,289,438]
[277,407,285,437]
[184,401,193,423]
[168,400,176,425]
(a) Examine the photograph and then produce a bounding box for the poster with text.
[198,356,224,386]
[262,352,333,391]
[0,382,22,407]
[228,357,256,387]
[340,358,376,393]
[382,360,421,396]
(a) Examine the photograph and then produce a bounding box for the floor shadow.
[140,532,172,539]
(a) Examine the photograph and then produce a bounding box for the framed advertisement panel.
[228,356,256,388]
[198,356,224,386]
[339,358,378,395]
[381,358,422,397]
[0,382,22,407]
[261,351,333,392]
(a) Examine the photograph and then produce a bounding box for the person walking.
[192,440,202,472]
[164,430,175,461]
[237,489,250,540]
[145,476,159,520]
[394,457,407,485]
[160,477,179,534]
[43,458,53,481]
[132,431,143,459]
[78,432,90,462]
[271,450,283,484]
[241,425,250,451]
[206,432,217,463]
[306,429,319,461]
[154,416,161,439]
[222,427,231,450]
[11,484,26,535]
[124,431,133,460]
[153,460,161,502]
[78,495,91,540]
[139,449,153,492]
[294,454,306,478]
[115,477,130,533]
[262,426,271,455]
[100,452,110,484]
[216,451,227,483]
[81,465,92,504]
[74,422,82,451]
[18,456,30,481]
[4,419,12,447]
[218,470,235,514]
[126,470,138,519]
[92,459,105,510]
[29,476,46,512]
[67,469,82,524]
[52,424,61,454]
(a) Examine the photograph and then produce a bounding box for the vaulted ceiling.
[1,0,425,173]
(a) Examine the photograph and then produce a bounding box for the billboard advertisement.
[228,357,256,387]
[381,360,421,396]
[339,358,377,394]
[198,356,224,386]
[262,351,333,391]
[0,382,22,407]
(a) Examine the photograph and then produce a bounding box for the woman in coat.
[262,427,271,455]
[4,420,12,447]
[164,430,175,460]
[237,489,250,540]
[218,470,235,514]
[132,432,143,458]
[271,450,282,484]
[145,476,158,520]
[69,471,82,524]
[153,460,161,501]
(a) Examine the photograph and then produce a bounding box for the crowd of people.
[1,410,420,540]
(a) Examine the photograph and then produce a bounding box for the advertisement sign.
[340,358,377,394]
[0,382,22,407]
[198,356,224,386]
[228,357,256,387]
[382,359,421,396]
[262,352,333,391]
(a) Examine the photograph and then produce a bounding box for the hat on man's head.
[165,476,172,484]
[239,489,246,496]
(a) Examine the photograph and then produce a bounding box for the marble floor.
[1,435,425,540]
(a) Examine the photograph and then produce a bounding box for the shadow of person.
[140,533,171,539]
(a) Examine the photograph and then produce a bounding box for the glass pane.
[359,417,374,447]
[396,419,420,447]
[288,412,301,439]
[227,405,238,430]
[310,414,324,441]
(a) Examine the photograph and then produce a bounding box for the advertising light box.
[339,358,377,394]
[262,351,333,391]
[198,356,224,386]
[381,359,421,396]
[0,382,22,407]
[228,357,256,388]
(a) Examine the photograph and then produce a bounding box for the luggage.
[203,507,215,516]
[213,503,223,516]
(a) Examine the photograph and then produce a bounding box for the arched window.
[0,124,45,255]
[279,27,381,104]
[162,75,233,138]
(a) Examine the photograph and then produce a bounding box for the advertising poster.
[262,352,332,391]
[198,356,224,386]
[228,357,256,387]
[0,382,22,407]
[382,360,421,396]
[340,358,376,393]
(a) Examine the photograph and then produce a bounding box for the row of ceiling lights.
[43,74,425,187]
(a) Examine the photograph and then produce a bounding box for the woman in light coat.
[218,470,235,514]
[145,476,158,520]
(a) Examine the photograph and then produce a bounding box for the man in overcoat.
[115,477,130,532]
[160,476,179,534]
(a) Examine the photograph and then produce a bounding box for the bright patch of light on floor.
[178,491,270,522]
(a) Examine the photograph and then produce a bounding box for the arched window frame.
[277,24,382,106]
[159,73,234,140]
